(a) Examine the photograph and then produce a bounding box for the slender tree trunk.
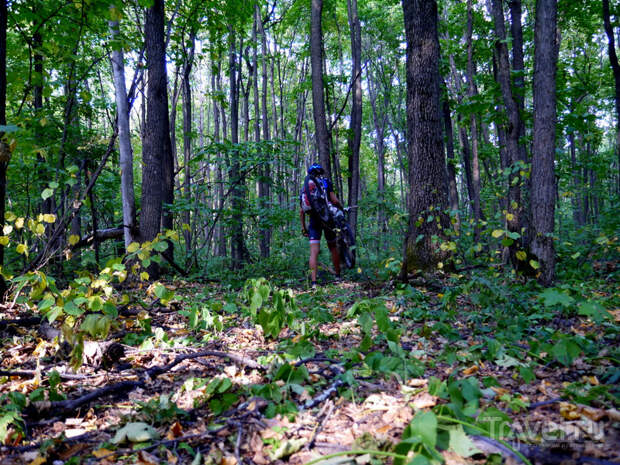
[0,0,6,266]
[213,60,226,257]
[109,9,136,250]
[229,28,246,269]
[400,0,451,274]
[530,0,559,286]
[347,0,362,239]
[182,32,195,262]
[490,0,526,269]
[603,0,620,194]
[310,0,331,177]
[258,5,271,258]
[441,83,460,222]
[141,0,173,266]
[466,0,482,242]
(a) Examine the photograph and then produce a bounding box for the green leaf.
[577,302,612,324]
[448,426,480,457]
[552,337,581,367]
[112,422,159,444]
[539,288,574,308]
[41,188,53,200]
[410,411,437,448]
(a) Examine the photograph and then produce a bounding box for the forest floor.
[0,270,618,465]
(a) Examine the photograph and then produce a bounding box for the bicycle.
[328,206,356,269]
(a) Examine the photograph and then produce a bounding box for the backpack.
[300,174,331,224]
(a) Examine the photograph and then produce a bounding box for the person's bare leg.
[310,242,320,282]
[327,241,340,277]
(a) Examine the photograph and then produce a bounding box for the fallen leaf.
[92,448,115,459]
[28,457,46,465]
[411,392,437,409]
[166,421,183,439]
[462,365,478,376]
[559,402,581,420]
[220,456,237,465]
[137,450,160,464]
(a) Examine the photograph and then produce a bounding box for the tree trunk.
[466,0,482,242]
[182,32,195,262]
[441,81,460,222]
[603,0,620,194]
[229,28,246,269]
[213,59,226,257]
[347,0,362,239]
[109,9,137,250]
[400,0,451,274]
[258,5,271,258]
[530,0,559,286]
[310,0,331,177]
[0,0,6,266]
[490,0,526,269]
[141,0,173,263]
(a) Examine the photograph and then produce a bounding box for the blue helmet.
[308,163,324,175]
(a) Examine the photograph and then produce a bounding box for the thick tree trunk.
[109,11,137,250]
[490,0,526,269]
[310,0,331,177]
[603,0,620,194]
[141,0,173,262]
[400,0,451,274]
[530,0,559,286]
[347,0,362,239]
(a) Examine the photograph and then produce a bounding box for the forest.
[0,0,618,463]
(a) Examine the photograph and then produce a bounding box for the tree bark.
[310,0,331,177]
[181,32,195,262]
[228,28,246,269]
[0,0,6,266]
[603,0,620,194]
[141,0,173,266]
[109,7,137,250]
[258,5,271,258]
[466,0,482,242]
[441,81,460,221]
[490,0,526,269]
[400,0,451,274]
[347,0,362,239]
[530,0,559,286]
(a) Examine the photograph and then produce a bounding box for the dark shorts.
[308,216,336,244]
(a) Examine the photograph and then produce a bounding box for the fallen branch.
[28,380,141,417]
[300,379,345,411]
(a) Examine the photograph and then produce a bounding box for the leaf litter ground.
[0,273,618,465]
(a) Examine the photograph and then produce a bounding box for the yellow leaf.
[69,234,80,246]
[127,242,140,253]
[42,214,56,223]
[516,251,527,261]
[28,456,47,465]
[462,365,479,376]
[3,225,12,235]
[529,259,540,270]
[492,229,504,238]
[182,223,190,231]
[506,213,515,221]
[15,217,24,229]
[140,271,149,281]
[5,211,15,222]
[92,448,115,459]
[0,236,8,246]
[357,267,362,273]
[16,243,27,255]
[35,223,45,235]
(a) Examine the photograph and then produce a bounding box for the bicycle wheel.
[339,223,356,269]
[304,175,330,223]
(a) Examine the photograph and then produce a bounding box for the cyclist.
[300,163,342,289]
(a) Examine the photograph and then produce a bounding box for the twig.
[0,369,93,380]
[234,422,244,465]
[300,379,344,411]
